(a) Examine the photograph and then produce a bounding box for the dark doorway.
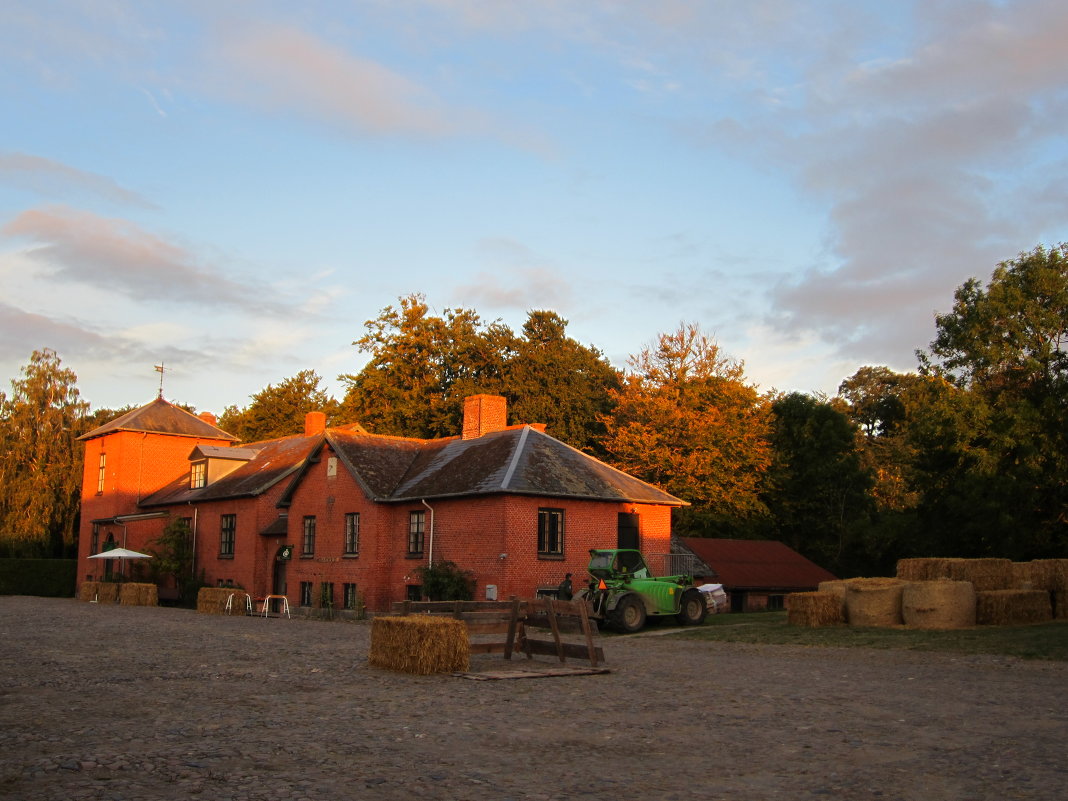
[617,513,639,550]
[272,559,287,596]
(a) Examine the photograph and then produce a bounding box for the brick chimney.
[462,394,507,440]
[198,411,217,427]
[304,411,327,436]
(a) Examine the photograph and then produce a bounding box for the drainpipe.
[421,499,435,566]
[190,505,199,580]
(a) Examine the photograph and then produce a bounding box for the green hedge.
[0,559,77,597]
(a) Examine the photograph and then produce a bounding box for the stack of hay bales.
[197,587,244,614]
[368,616,469,674]
[785,591,844,627]
[1024,559,1068,619]
[118,583,159,606]
[844,578,908,627]
[901,580,975,629]
[897,557,1012,591]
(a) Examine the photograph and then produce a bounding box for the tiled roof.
[140,422,684,509]
[679,537,836,590]
[79,397,237,442]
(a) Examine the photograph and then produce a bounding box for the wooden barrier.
[390,597,604,667]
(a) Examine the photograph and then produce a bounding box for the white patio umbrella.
[88,547,152,579]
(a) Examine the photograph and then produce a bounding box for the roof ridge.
[499,425,531,490]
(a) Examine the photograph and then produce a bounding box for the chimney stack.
[198,411,217,427]
[462,394,507,440]
[305,411,327,437]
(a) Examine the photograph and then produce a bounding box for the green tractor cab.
[576,548,707,633]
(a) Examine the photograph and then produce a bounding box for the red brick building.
[77,394,684,613]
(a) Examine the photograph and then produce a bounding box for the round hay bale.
[844,578,907,627]
[786,592,844,627]
[196,587,235,614]
[901,580,975,629]
[976,590,1052,626]
[368,616,469,674]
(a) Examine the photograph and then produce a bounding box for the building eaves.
[79,397,237,442]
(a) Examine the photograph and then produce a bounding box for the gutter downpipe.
[190,505,199,580]
[421,499,435,566]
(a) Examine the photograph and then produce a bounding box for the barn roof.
[679,537,836,590]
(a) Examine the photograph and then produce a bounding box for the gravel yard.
[1,596,1065,801]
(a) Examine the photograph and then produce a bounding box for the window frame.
[190,460,207,489]
[96,452,106,494]
[407,510,425,556]
[343,582,359,610]
[302,515,316,556]
[299,581,313,607]
[219,514,236,558]
[344,512,360,556]
[537,508,565,558]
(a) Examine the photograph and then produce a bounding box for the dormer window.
[190,461,207,489]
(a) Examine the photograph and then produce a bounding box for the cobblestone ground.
[1,596,1065,801]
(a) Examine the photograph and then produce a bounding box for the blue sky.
[2,1,1066,415]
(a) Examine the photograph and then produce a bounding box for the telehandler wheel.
[676,589,708,626]
[611,594,647,633]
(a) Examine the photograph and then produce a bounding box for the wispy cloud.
[206,22,476,139]
[2,206,286,313]
[0,152,157,208]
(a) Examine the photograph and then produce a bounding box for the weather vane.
[155,362,166,398]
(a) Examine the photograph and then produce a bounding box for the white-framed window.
[191,461,207,489]
[97,453,106,494]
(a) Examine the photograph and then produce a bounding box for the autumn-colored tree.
[0,349,89,557]
[219,370,339,442]
[600,324,773,536]
[503,310,621,454]
[338,294,510,438]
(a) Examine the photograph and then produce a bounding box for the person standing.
[557,573,573,600]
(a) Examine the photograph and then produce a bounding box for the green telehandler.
[575,548,707,633]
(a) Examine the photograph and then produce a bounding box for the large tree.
[600,324,773,536]
[0,349,89,557]
[338,294,510,438]
[915,245,1068,558]
[219,370,339,442]
[503,310,621,454]
[763,392,874,575]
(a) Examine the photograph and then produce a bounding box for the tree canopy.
[219,370,339,442]
[600,324,773,536]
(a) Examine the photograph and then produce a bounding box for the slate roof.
[139,436,316,506]
[79,397,237,442]
[679,537,836,590]
[138,422,685,509]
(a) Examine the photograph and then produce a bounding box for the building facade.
[77,395,684,613]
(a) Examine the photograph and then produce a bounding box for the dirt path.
[1,597,1065,801]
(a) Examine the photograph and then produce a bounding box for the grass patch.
[673,611,1068,661]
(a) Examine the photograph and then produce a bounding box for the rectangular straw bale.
[945,558,1013,591]
[196,587,236,615]
[119,583,142,605]
[95,583,119,604]
[368,616,469,674]
[786,592,844,627]
[896,558,952,582]
[78,581,99,602]
[975,590,1052,626]
[1026,560,1068,591]
[1010,563,1033,589]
